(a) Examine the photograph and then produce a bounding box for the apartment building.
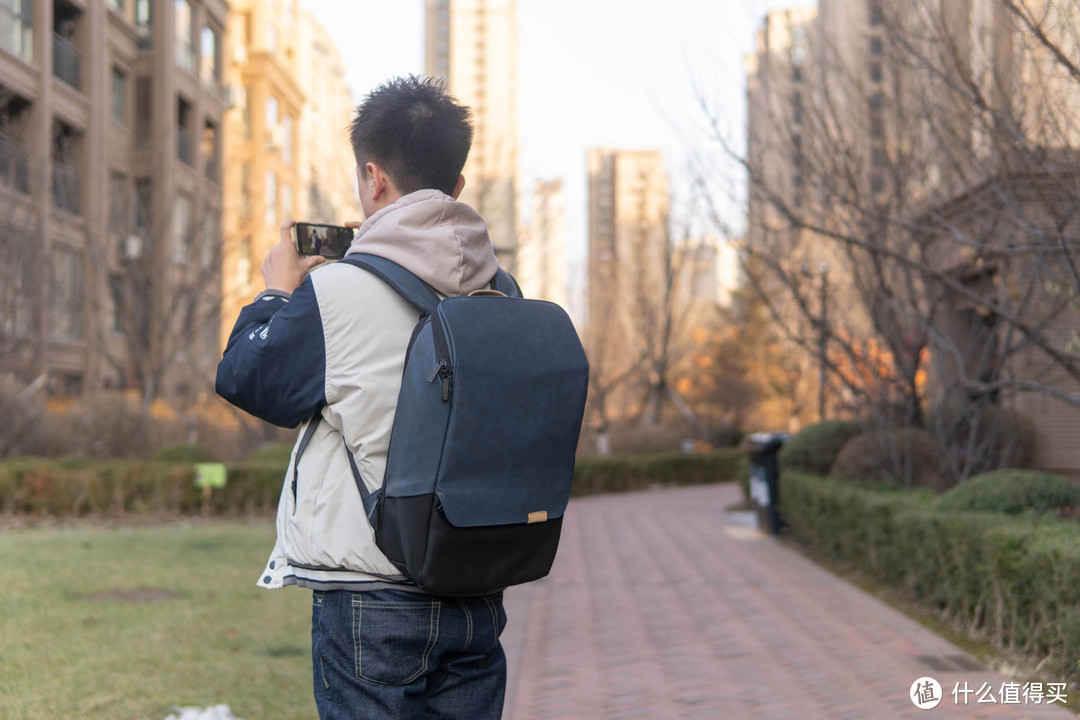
[425,0,519,262]
[747,0,1080,469]
[516,178,567,310]
[586,148,668,418]
[0,0,226,402]
[220,0,302,348]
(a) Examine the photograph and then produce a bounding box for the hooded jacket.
[216,190,499,591]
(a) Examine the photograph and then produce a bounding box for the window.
[242,85,252,138]
[134,178,152,237]
[0,229,32,336]
[200,26,218,89]
[792,91,802,125]
[265,170,276,225]
[267,23,277,52]
[281,182,292,219]
[870,36,883,56]
[201,208,220,268]
[241,163,251,216]
[111,66,127,126]
[135,78,151,149]
[871,146,887,168]
[49,247,83,341]
[109,171,128,236]
[266,96,278,128]
[870,61,882,83]
[202,120,218,181]
[868,0,883,25]
[173,192,193,263]
[136,0,151,47]
[792,66,802,83]
[0,0,33,62]
[109,273,125,334]
[236,236,252,286]
[282,114,292,165]
[869,92,885,111]
[870,172,885,193]
[175,0,193,72]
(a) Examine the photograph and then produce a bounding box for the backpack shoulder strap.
[493,268,523,298]
[340,253,440,316]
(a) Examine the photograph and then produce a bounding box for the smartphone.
[294,222,354,260]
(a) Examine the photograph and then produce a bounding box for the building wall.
[516,178,567,310]
[0,0,225,402]
[425,0,519,262]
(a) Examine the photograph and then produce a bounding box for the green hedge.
[780,420,864,476]
[0,450,747,518]
[935,469,1080,516]
[782,472,1080,682]
[571,450,747,497]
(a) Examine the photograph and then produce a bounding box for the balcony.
[53,33,80,90]
[52,160,79,214]
[0,132,29,194]
[177,126,192,166]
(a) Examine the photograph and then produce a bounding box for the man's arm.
[215,279,327,428]
[216,220,328,428]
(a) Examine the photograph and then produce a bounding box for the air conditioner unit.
[268,124,284,151]
[225,84,245,111]
[124,234,143,261]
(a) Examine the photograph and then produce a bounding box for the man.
[216,76,506,720]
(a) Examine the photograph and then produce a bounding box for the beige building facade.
[219,0,358,349]
[0,0,226,402]
[516,178,567,310]
[425,0,519,261]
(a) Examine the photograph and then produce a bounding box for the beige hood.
[345,190,499,297]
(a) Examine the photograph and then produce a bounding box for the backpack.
[326,253,589,595]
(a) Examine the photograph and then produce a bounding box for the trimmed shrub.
[935,469,1080,516]
[779,420,864,475]
[571,450,747,497]
[246,442,295,464]
[831,428,944,490]
[151,444,218,463]
[781,472,1080,682]
[0,451,747,519]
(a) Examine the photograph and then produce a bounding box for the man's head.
[350,76,472,215]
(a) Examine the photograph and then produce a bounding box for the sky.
[302,0,806,287]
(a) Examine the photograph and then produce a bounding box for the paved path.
[500,484,1075,720]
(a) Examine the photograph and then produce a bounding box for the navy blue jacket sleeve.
[215,278,327,428]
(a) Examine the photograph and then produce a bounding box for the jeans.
[311,588,507,720]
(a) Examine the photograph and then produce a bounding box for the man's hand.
[262,220,326,294]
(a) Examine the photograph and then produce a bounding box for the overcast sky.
[302,0,806,274]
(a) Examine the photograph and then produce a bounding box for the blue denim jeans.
[311,589,507,720]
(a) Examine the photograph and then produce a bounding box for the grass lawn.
[0,520,316,720]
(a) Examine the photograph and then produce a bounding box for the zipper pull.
[427,364,442,383]
[439,362,452,402]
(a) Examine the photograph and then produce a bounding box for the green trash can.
[745,432,789,534]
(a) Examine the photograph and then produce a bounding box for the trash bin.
[744,432,789,534]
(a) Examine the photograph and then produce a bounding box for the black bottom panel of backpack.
[376,494,563,597]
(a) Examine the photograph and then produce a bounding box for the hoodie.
[216,191,499,592]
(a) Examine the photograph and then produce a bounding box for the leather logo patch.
[527,511,548,524]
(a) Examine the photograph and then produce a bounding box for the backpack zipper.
[429,308,453,402]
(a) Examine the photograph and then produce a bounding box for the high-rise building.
[516,178,567,310]
[586,148,668,417]
[220,1,359,351]
[425,0,519,262]
[0,0,226,402]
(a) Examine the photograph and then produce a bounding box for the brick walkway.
[500,484,1075,720]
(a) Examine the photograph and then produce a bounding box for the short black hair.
[349,76,473,196]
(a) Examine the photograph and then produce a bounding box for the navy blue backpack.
[333,253,589,595]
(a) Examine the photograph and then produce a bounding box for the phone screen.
[294,223,354,260]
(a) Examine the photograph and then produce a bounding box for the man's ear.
[451,174,465,199]
[366,162,385,200]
